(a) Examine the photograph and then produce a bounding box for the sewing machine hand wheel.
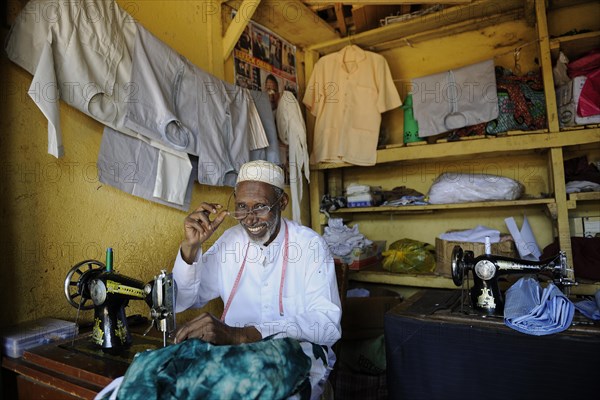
[64,259,105,310]
[451,246,465,286]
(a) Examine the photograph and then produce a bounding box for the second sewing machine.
[63,248,176,353]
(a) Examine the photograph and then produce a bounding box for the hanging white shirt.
[276,92,310,223]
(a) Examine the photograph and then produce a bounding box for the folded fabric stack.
[346,184,383,208]
[322,218,372,257]
[504,276,574,336]
[555,49,600,127]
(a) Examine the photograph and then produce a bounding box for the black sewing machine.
[63,251,176,353]
[450,245,577,315]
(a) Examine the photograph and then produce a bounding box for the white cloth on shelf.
[565,180,600,193]
[438,225,501,243]
[322,218,372,257]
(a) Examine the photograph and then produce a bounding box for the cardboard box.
[342,287,402,340]
[334,241,386,270]
[556,76,600,127]
[570,216,600,238]
[435,237,517,277]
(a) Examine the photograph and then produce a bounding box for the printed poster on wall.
[233,18,297,111]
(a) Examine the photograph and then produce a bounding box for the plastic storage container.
[0,318,78,358]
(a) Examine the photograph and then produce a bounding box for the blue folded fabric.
[504,276,574,336]
[574,290,600,320]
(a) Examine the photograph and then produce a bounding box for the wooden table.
[2,332,165,399]
[384,289,600,400]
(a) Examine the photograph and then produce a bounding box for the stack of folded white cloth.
[322,218,372,257]
[345,184,382,207]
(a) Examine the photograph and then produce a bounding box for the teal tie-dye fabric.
[116,337,311,400]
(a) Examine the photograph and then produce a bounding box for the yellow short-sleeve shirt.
[303,45,401,166]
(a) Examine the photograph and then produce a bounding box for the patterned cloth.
[114,337,312,400]
[450,67,546,139]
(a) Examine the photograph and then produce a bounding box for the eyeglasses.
[227,192,283,220]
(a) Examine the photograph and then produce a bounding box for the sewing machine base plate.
[59,333,165,364]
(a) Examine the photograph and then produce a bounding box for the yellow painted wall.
[0,0,299,328]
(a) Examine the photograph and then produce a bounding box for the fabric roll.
[504,276,574,336]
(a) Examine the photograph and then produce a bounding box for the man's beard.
[243,219,278,246]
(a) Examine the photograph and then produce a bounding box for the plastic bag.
[427,173,523,204]
[381,239,436,274]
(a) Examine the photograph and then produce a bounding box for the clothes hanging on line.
[6,0,278,211]
[97,127,195,210]
[125,24,268,187]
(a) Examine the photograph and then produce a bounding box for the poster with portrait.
[233,18,297,111]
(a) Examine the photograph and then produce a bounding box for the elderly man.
[172,160,342,398]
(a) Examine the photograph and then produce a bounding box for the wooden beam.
[549,147,573,278]
[535,0,560,132]
[307,0,525,55]
[225,0,339,48]
[334,3,348,36]
[222,0,262,60]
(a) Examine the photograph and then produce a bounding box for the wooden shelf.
[306,0,526,55]
[349,268,600,295]
[569,192,600,202]
[306,0,599,296]
[349,269,458,289]
[311,129,600,170]
[331,198,555,215]
[550,30,600,60]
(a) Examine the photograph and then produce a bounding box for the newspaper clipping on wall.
[233,18,298,110]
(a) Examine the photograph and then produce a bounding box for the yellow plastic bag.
[382,238,436,274]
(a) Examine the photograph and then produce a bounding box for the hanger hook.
[513,47,522,75]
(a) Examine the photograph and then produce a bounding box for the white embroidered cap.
[236,160,285,190]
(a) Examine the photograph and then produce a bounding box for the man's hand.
[174,313,262,345]
[181,203,228,264]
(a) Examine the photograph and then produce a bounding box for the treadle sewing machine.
[450,245,577,314]
[63,251,176,353]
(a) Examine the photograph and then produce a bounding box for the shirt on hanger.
[276,92,310,223]
[303,45,401,166]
